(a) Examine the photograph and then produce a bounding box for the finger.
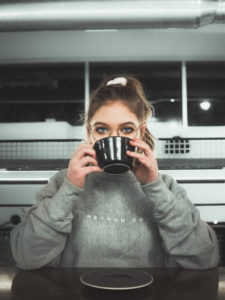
[130,138,150,150]
[80,156,99,168]
[73,145,97,160]
[130,139,151,156]
[126,150,145,160]
[127,150,150,166]
[82,165,103,175]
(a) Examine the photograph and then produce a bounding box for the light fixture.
[199,100,211,111]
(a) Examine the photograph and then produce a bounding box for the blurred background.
[0,0,224,265]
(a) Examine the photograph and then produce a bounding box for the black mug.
[93,136,135,174]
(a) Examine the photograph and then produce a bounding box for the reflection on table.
[7,267,219,300]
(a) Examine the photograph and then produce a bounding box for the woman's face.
[87,100,145,144]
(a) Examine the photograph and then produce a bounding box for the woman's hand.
[67,143,102,188]
[127,138,159,185]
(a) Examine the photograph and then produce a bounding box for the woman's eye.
[95,127,109,134]
[121,127,134,134]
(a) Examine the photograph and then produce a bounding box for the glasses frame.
[88,123,145,142]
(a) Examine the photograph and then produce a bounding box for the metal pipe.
[0,0,224,32]
[84,62,90,116]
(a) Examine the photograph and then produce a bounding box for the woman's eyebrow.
[92,122,108,126]
[92,121,137,126]
[120,122,137,126]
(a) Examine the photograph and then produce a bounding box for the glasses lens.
[91,125,110,140]
[90,124,139,141]
[118,125,138,139]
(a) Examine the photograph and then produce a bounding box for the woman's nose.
[109,129,118,137]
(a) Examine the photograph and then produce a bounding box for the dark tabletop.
[0,266,224,300]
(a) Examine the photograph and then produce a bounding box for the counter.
[0,265,224,300]
[1,169,225,182]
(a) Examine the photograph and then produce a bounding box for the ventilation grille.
[0,139,81,160]
[157,137,225,159]
[165,138,190,155]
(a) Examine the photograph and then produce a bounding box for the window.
[0,63,84,125]
[187,62,225,126]
[90,62,182,123]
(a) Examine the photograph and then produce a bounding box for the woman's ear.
[86,126,92,144]
[140,123,146,139]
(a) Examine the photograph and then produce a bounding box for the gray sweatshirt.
[10,170,219,270]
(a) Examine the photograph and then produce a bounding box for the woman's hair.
[86,76,155,150]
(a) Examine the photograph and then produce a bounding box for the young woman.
[11,76,219,270]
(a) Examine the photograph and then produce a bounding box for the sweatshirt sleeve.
[141,173,220,270]
[10,169,83,270]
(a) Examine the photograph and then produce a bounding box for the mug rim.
[93,135,133,146]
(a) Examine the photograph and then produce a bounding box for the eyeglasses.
[88,123,144,141]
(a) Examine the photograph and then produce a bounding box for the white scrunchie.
[106,77,127,87]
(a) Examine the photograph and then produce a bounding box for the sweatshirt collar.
[91,170,136,182]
